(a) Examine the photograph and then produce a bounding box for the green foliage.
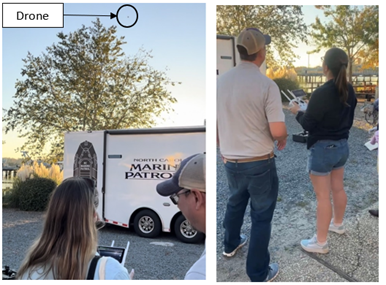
[2,178,25,208]
[2,187,14,208]
[310,5,378,82]
[4,178,24,208]
[274,78,301,102]
[3,19,179,161]
[18,178,57,211]
[216,5,308,68]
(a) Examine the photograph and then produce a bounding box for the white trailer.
[63,126,205,243]
[217,34,267,76]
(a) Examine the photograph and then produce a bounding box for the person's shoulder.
[347,82,356,94]
[262,75,276,84]
[218,65,238,79]
[310,84,325,99]
[264,76,280,93]
[185,271,206,280]
[184,249,206,280]
[104,257,130,280]
[104,256,126,269]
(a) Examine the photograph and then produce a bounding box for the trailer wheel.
[174,214,204,243]
[133,210,161,238]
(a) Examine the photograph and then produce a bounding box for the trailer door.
[217,35,238,77]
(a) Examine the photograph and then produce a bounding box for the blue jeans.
[223,157,279,282]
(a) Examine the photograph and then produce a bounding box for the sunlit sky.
[292,5,327,67]
[1,2,206,158]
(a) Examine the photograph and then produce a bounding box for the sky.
[292,5,327,67]
[1,2,206,158]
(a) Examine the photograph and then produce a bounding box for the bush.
[4,178,25,208]
[18,178,57,211]
[16,162,63,185]
[273,77,300,102]
[2,187,14,208]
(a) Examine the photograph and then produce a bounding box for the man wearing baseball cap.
[217,28,287,282]
[156,153,206,280]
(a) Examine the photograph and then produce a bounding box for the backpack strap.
[87,256,102,280]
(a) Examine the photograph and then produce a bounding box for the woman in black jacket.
[290,47,357,253]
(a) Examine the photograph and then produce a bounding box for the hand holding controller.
[289,99,307,111]
[281,89,308,112]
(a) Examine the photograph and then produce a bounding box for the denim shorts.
[307,139,349,176]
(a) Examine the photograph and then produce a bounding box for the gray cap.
[156,153,206,196]
[237,28,271,55]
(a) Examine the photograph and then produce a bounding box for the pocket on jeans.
[247,169,273,212]
[246,169,271,195]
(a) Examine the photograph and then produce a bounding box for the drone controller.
[281,89,308,111]
[281,89,309,143]
[289,99,307,111]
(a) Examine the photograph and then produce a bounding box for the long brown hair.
[324,47,349,106]
[17,177,98,279]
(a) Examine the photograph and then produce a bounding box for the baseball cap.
[156,153,206,196]
[236,28,271,55]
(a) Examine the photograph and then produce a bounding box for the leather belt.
[223,151,275,163]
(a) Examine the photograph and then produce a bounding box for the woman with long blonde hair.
[17,177,130,279]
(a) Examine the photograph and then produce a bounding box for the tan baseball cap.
[156,153,206,196]
[236,28,271,55]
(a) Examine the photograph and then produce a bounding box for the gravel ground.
[216,103,379,273]
[2,208,205,280]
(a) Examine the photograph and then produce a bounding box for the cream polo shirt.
[184,242,205,280]
[217,61,285,159]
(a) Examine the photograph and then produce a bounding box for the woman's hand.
[289,102,300,115]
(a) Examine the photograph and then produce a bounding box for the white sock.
[317,240,327,246]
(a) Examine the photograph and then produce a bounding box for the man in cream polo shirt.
[217,28,287,282]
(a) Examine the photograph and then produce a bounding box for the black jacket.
[296,79,357,149]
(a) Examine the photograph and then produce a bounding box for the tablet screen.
[291,89,307,98]
[97,246,125,263]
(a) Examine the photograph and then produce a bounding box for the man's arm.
[295,89,323,131]
[269,122,287,151]
[265,82,287,150]
[269,122,287,141]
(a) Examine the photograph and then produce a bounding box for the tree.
[3,19,179,161]
[356,38,378,70]
[216,5,308,68]
[310,5,378,82]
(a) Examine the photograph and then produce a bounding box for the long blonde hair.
[17,177,98,279]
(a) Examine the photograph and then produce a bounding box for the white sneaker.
[223,234,248,257]
[301,235,329,254]
[329,220,345,234]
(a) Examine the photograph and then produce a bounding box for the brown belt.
[223,151,275,163]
